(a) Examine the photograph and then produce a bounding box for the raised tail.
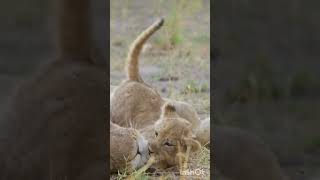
[56,0,91,61]
[126,18,164,82]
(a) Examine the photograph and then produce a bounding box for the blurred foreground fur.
[0,0,107,179]
[213,126,288,180]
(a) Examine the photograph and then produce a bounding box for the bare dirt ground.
[110,0,210,179]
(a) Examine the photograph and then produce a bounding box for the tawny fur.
[148,103,201,169]
[110,18,201,131]
[110,18,166,129]
[0,0,107,179]
[110,18,208,170]
[110,122,149,173]
[109,18,289,179]
[127,18,164,82]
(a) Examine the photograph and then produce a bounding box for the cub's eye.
[164,142,174,146]
[155,132,158,137]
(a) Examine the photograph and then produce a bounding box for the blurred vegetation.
[154,0,203,48]
[213,0,320,107]
[213,1,320,176]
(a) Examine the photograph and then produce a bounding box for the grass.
[111,145,210,180]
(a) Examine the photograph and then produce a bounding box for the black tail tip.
[157,17,165,27]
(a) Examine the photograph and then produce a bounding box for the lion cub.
[110,122,149,173]
[148,103,201,169]
[110,18,205,141]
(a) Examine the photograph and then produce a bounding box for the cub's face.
[110,124,149,172]
[148,104,201,169]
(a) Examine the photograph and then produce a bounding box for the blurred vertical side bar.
[210,0,214,179]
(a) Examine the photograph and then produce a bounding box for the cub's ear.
[183,137,201,152]
[161,103,178,118]
[191,132,196,139]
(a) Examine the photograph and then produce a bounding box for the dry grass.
[111,145,210,180]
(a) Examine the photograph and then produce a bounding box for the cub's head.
[148,103,201,169]
[110,123,149,173]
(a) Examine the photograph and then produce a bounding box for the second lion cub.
[110,18,207,141]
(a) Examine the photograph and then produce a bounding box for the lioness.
[110,122,149,173]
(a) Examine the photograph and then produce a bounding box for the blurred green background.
[213,0,320,179]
